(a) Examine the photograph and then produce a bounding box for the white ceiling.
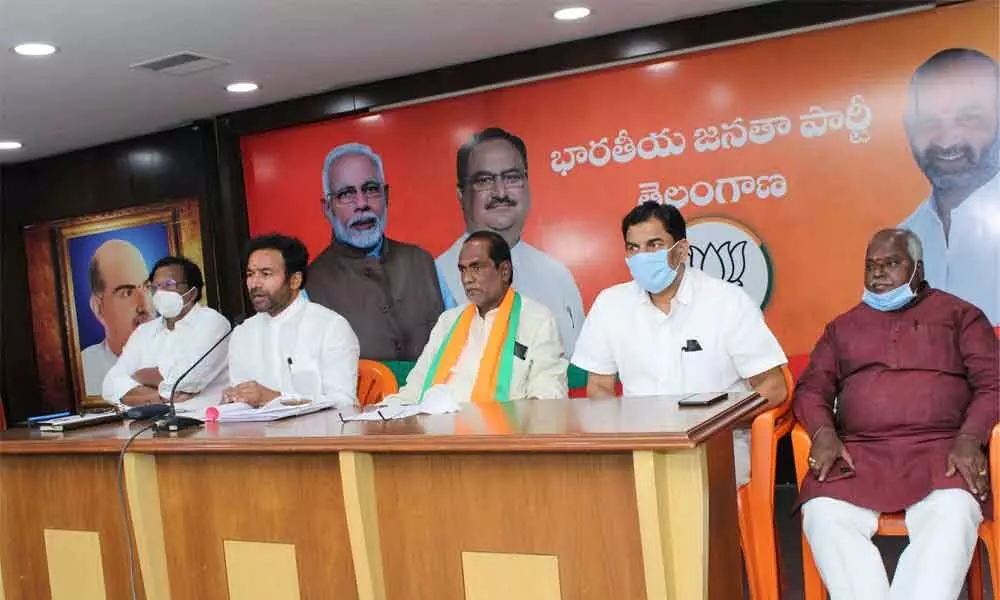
[0,0,771,164]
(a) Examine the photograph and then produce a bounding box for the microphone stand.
[154,319,239,433]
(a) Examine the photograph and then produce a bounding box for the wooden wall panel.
[373,452,645,600]
[155,454,357,600]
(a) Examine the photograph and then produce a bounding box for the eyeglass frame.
[143,279,190,293]
[323,181,388,206]
[464,169,528,193]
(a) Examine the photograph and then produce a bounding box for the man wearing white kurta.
[571,202,788,486]
[102,257,229,411]
[900,48,1000,326]
[394,231,567,404]
[436,127,585,354]
[225,234,359,409]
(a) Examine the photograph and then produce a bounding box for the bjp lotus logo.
[686,217,773,308]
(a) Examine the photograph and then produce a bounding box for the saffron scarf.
[420,289,521,404]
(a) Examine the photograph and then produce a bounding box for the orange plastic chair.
[738,364,797,600]
[356,359,399,407]
[792,423,995,600]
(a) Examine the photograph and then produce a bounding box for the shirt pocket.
[510,354,532,397]
[290,365,323,398]
[679,342,729,394]
[899,321,963,374]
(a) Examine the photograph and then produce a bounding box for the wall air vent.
[130,52,229,76]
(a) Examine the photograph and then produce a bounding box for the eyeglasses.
[468,170,526,193]
[325,182,386,206]
[144,279,188,293]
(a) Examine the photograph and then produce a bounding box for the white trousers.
[801,489,982,600]
[734,428,751,488]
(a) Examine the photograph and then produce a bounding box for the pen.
[27,411,71,423]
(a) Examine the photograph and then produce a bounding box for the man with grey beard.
[901,48,999,325]
[306,143,447,361]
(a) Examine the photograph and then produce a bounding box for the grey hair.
[871,228,924,263]
[900,228,924,263]
[321,142,385,197]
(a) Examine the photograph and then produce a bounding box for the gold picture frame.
[24,199,205,411]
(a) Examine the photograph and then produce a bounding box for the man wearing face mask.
[900,48,999,325]
[571,201,788,486]
[306,142,448,361]
[101,256,230,409]
[794,229,998,600]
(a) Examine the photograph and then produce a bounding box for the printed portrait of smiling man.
[900,47,1000,325]
[306,142,447,362]
[436,127,585,353]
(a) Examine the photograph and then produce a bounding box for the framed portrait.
[24,199,206,411]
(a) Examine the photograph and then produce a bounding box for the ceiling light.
[13,43,57,57]
[0,141,24,150]
[553,7,591,21]
[226,82,259,93]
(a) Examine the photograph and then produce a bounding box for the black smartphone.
[824,458,856,482]
[677,392,729,408]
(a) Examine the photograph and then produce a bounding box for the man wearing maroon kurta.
[795,229,998,600]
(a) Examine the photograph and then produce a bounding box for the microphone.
[154,315,244,432]
[124,404,171,420]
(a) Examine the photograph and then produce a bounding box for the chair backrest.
[992,424,999,530]
[357,359,399,407]
[748,365,797,503]
[790,423,813,488]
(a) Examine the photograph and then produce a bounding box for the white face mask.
[153,287,195,319]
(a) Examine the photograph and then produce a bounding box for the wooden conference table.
[0,393,763,600]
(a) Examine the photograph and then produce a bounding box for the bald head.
[906,49,1000,193]
[89,240,146,294]
[88,239,152,354]
[864,229,924,295]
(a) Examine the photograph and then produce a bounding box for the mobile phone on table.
[823,458,856,482]
[677,392,728,408]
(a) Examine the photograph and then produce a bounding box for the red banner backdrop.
[242,1,998,357]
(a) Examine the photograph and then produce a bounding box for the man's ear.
[321,197,336,226]
[670,239,690,269]
[289,271,304,292]
[501,260,513,287]
[90,294,106,328]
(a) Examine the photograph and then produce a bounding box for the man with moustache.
[307,143,449,361]
[225,234,359,408]
[901,48,1000,325]
[81,239,154,396]
[388,231,567,405]
[795,229,997,600]
[436,128,585,353]
[102,256,230,411]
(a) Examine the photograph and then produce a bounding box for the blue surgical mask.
[626,243,681,294]
[862,269,917,312]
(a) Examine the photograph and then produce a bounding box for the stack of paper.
[206,399,337,423]
[341,385,461,422]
